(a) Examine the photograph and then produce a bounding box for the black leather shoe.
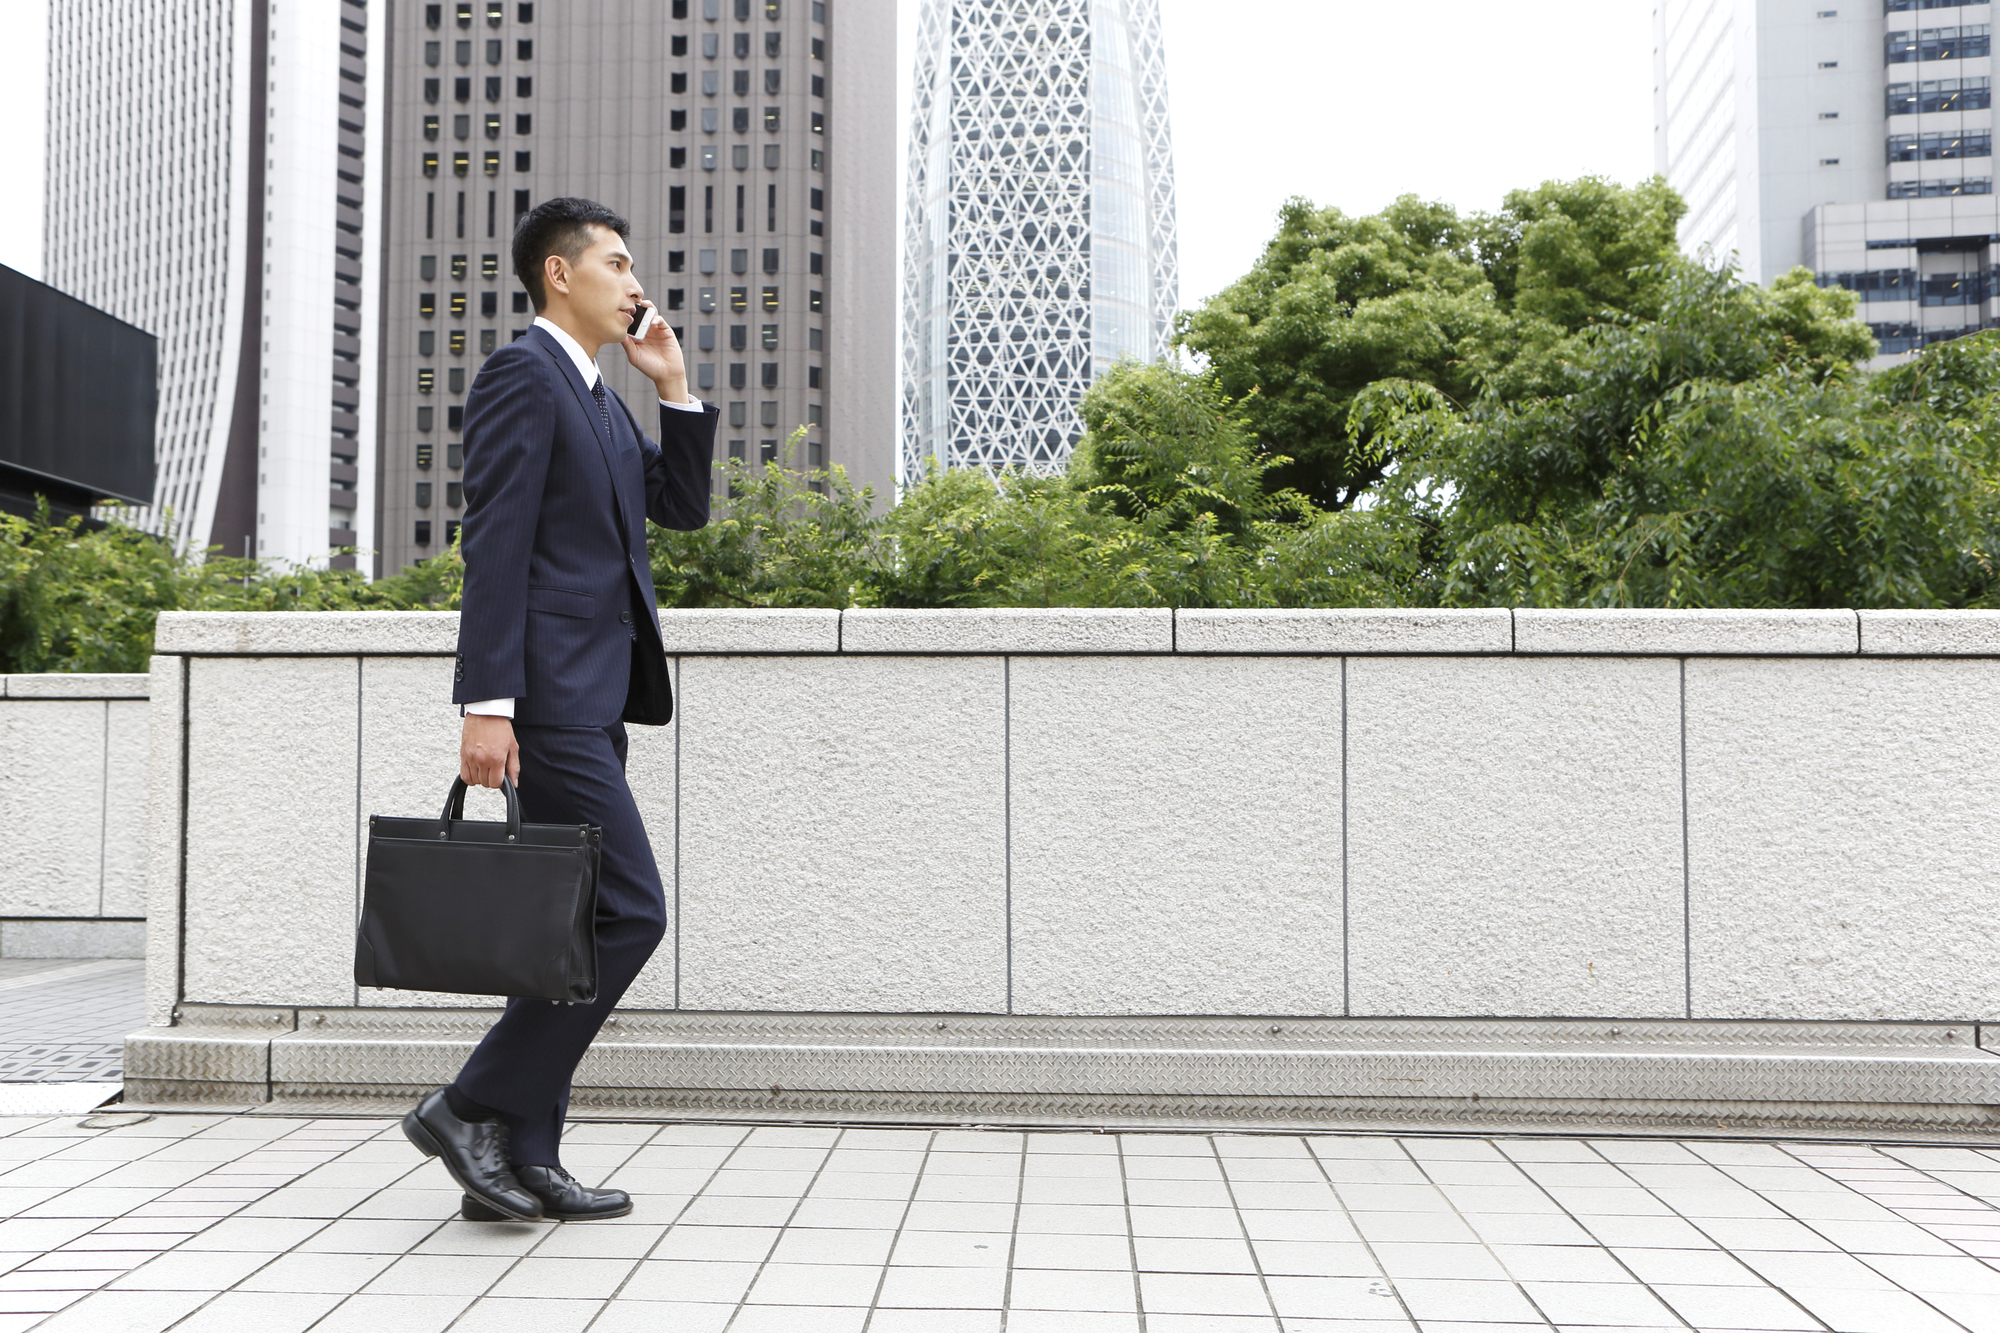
[461,1165,632,1221]
[401,1089,543,1222]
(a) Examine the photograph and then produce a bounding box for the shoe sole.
[462,1193,634,1222]
[401,1110,543,1223]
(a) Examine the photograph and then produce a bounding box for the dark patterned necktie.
[590,378,614,441]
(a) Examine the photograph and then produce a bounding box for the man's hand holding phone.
[622,300,690,404]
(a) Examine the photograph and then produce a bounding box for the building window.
[454,113,471,138]
[1888,130,1992,161]
[448,406,465,431]
[449,329,467,354]
[733,107,751,132]
[1888,77,1993,115]
[486,0,502,21]
[418,406,436,431]
[517,39,534,59]
[456,39,472,65]
[701,145,718,170]
[479,253,499,279]
[423,152,440,177]
[728,402,747,427]
[812,74,824,98]
[418,368,436,393]
[704,70,721,96]
[735,32,751,58]
[486,75,503,100]
[733,144,750,170]
[480,329,497,354]
[515,113,532,134]
[672,72,688,94]
[1887,175,1995,197]
[416,520,434,545]
[702,108,719,132]
[766,0,780,17]
[419,329,437,354]
[808,365,821,389]
[698,285,715,309]
[424,115,441,140]
[764,144,781,170]
[447,443,465,468]
[427,40,442,66]
[760,439,777,463]
[420,292,437,316]
[428,3,442,26]
[453,151,470,176]
[446,521,463,545]
[764,106,781,131]
[519,1,533,18]
[417,443,435,469]
[730,363,747,389]
[484,151,501,175]
[766,70,781,94]
[730,286,748,312]
[1886,25,1992,63]
[731,249,749,275]
[451,254,469,279]
[455,76,472,101]
[447,482,465,507]
[670,186,687,233]
[811,148,823,172]
[426,77,441,103]
[484,113,502,138]
[456,0,472,23]
[513,290,530,313]
[697,363,716,390]
[808,327,822,351]
[811,111,824,135]
[448,367,466,393]
[809,252,823,275]
[486,38,502,64]
[733,69,751,96]
[761,286,779,311]
[671,110,688,131]
[761,363,778,388]
[761,324,778,351]
[416,482,434,508]
[450,292,468,316]
[517,76,533,96]
[515,151,531,171]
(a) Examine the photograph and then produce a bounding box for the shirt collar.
[533,316,600,389]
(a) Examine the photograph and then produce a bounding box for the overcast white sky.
[0,0,1657,307]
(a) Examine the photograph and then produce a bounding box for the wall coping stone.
[659,608,840,654]
[1,674,150,699]
[1860,610,2000,656]
[841,608,1174,654]
[1176,608,1512,655]
[154,611,461,656]
[142,608,2000,659]
[1514,608,1860,656]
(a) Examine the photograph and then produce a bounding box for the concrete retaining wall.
[126,609,2000,1130]
[0,675,149,958]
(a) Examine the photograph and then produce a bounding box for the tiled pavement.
[0,1114,1998,1332]
[0,960,143,1083]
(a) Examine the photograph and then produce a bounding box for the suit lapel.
[528,326,634,542]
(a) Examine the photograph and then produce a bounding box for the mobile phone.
[627,303,656,338]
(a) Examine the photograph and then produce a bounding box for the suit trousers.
[452,720,666,1166]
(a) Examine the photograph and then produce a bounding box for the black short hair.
[510,197,630,311]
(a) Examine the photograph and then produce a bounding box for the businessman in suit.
[400,197,717,1222]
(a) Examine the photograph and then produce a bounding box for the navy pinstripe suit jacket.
[452,324,718,727]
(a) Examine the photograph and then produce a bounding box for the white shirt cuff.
[660,394,705,412]
[465,699,515,719]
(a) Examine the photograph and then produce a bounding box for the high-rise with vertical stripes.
[901,0,1179,481]
[44,0,383,567]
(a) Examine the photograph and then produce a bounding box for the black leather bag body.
[355,777,602,1003]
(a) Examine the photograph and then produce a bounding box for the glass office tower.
[901,0,1178,481]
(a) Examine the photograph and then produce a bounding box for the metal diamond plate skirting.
[124,1011,2000,1131]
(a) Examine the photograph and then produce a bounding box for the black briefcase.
[355,777,602,1002]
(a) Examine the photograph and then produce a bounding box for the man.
[399,197,717,1222]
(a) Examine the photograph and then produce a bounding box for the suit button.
[619,611,633,624]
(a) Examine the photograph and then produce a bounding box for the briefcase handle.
[440,775,522,841]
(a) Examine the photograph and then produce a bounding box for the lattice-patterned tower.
[901,0,1178,482]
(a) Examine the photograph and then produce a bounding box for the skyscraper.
[901,0,1178,482]
[44,0,382,567]
[1656,0,1997,356]
[374,0,895,575]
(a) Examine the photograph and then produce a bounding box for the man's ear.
[543,253,569,299]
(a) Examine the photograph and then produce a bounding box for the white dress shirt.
[466,316,703,721]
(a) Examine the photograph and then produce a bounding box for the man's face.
[551,225,645,345]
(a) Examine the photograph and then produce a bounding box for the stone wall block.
[841,608,1174,655]
[183,657,359,1007]
[1687,658,2000,1020]
[0,700,108,918]
[1515,608,1858,656]
[146,656,185,1026]
[678,656,1007,1012]
[354,655,498,1008]
[657,609,840,655]
[619,657,679,1009]
[100,699,150,918]
[1010,657,1344,1016]
[1346,657,1686,1018]
[1175,609,1513,656]
[1860,610,2000,656]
